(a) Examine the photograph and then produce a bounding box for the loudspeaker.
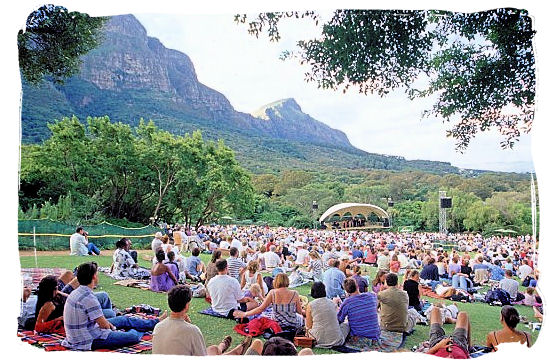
[440,198,452,208]
[383,218,390,227]
[388,201,394,207]
[312,203,318,210]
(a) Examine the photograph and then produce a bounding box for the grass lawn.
[19,252,540,354]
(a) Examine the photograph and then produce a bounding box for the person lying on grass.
[62,261,167,351]
[152,284,252,355]
[427,307,471,359]
[486,305,532,351]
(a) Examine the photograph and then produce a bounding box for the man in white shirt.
[70,227,100,256]
[151,232,163,253]
[219,238,231,249]
[264,245,282,269]
[230,237,243,253]
[295,243,309,266]
[517,260,533,282]
[206,259,256,320]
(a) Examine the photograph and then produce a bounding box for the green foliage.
[19,116,254,227]
[236,8,535,149]
[18,5,108,84]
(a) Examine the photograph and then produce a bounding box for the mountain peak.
[103,14,147,38]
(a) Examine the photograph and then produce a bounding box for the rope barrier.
[18,233,156,238]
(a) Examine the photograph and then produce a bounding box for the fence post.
[33,226,38,268]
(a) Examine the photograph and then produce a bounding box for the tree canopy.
[18,4,108,85]
[235,8,535,150]
[19,116,254,227]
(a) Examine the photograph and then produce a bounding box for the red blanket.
[234,317,282,337]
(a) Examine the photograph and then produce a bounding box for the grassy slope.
[19,253,540,354]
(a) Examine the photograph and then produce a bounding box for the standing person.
[62,262,166,351]
[486,306,531,351]
[377,273,415,333]
[70,227,100,256]
[152,285,251,355]
[207,260,257,320]
[337,279,380,340]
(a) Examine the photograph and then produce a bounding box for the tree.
[235,8,535,149]
[18,5,108,84]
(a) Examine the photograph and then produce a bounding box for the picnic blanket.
[413,342,491,358]
[113,278,152,290]
[340,330,407,353]
[21,268,67,290]
[199,306,274,321]
[17,313,155,353]
[99,267,151,281]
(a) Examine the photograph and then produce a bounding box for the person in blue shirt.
[488,260,505,281]
[322,259,346,300]
[351,246,364,261]
[420,257,439,281]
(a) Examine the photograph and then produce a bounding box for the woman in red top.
[34,275,65,335]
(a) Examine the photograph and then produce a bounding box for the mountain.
[21,14,465,175]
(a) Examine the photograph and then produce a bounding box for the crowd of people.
[21,224,540,357]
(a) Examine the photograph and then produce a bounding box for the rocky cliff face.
[68,14,354,146]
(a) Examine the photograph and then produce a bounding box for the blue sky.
[131,11,534,172]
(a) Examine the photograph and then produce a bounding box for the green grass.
[19,253,540,354]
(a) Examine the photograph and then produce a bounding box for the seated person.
[150,249,179,292]
[34,275,67,334]
[112,238,149,279]
[152,285,252,355]
[403,270,422,311]
[377,273,415,333]
[187,248,206,282]
[420,258,439,281]
[323,259,346,300]
[486,305,531,351]
[264,245,282,269]
[351,265,369,293]
[70,227,100,256]
[207,259,257,320]
[234,273,303,331]
[244,337,313,356]
[499,270,521,301]
[62,262,166,350]
[19,287,37,330]
[305,282,346,348]
[451,271,473,291]
[372,270,388,294]
[337,278,380,340]
[427,307,471,358]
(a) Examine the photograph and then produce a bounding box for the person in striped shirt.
[227,247,246,280]
[337,278,380,340]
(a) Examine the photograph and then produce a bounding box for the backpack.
[484,288,511,305]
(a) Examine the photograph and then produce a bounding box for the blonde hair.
[248,260,259,273]
[273,273,289,289]
[249,283,262,296]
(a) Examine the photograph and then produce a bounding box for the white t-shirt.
[220,240,230,249]
[70,233,88,256]
[264,251,281,268]
[152,317,207,355]
[231,239,243,252]
[518,264,533,280]
[207,274,244,316]
[152,238,163,253]
[296,249,309,265]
